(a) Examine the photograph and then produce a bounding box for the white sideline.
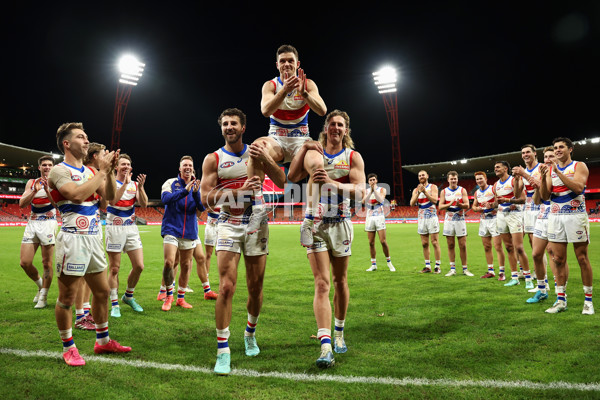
[2,348,599,392]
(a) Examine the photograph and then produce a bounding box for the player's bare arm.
[136,174,148,208]
[18,178,41,208]
[298,71,327,117]
[552,160,588,195]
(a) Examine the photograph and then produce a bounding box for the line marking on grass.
[2,347,599,392]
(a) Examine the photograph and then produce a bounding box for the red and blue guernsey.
[476,185,496,219]
[29,180,56,221]
[442,186,465,221]
[161,175,204,240]
[494,175,522,212]
[214,144,250,223]
[106,180,137,226]
[52,162,100,235]
[550,161,586,215]
[320,148,354,220]
[268,77,310,137]
[417,184,437,219]
[523,163,542,213]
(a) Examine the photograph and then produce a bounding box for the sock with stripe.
[158,286,167,297]
[584,285,593,305]
[370,258,377,268]
[177,286,186,301]
[449,262,456,271]
[334,318,345,339]
[95,322,110,345]
[487,265,495,275]
[75,309,85,322]
[202,281,212,293]
[317,328,332,352]
[217,327,231,355]
[110,288,119,309]
[556,286,566,304]
[424,260,431,269]
[124,287,135,299]
[83,302,91,317]
[166,284,174,298]
[245,313,259,337]
[59,328,76,352]
[537,279,547,294]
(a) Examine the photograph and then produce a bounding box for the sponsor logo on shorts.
[66,263,85,273]
[218,239,233,247]
[107,244,121,250]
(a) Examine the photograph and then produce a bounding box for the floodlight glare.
[118,55,145,86]
[460,159,468,164]
[373,66,398,94]
[591,137,599,143]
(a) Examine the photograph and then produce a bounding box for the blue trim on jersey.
[269,116,309,129]
[58,203,99,216]
[551,191,579,203]
[526,163,540,174]
[61,162,85,173]
[323,148,346,159]
[31,204,54,213]
[106,206,135,217]
[419,203,432,209]
[557,161,574,173]
[221,144,247,158]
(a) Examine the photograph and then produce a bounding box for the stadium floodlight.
[373,65,404,203]
[591,137,600,143]
[118,55,145,86]
[373,66,398,94]
[111,54,145,150]
[460,159,468,164]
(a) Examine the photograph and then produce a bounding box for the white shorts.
[22,219,58,246]
[533,218,548,240]
[204,220,218,246]
[268,134,309,163]
[523,209,539,234]
[307,218,353,257]
[418,215,440,235]
[497,211,523,235]
[216,219,268,256]
[55,232,107,277]
[443,217,467,237]
[364,214,386,232]
[163,235,197,250]
[105,224,142,253]
[547,213,590,243]
[478,217,499,237]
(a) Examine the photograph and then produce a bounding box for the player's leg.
[377,227,394,271]
[308,250,335,367]
[85,270,131,354]
[246,137,284,233]
[527,236,550,303]
[300,150,326,247]
[573,242,594,315]
[20,242,43,302]
[56,273,85,365]
[120,248,144,312]
[501,233,519,286]
[457,235,472,276]
[107,251,123,317]
[161,240,178,310]
[493,234,506,280]
[366,231,377,271]
[195,243,217,299]
[444,235,457,276]
[480,236,495,278]
[176,247,194,308]
[431,232,442,272]
[243,254,266,357]
[545,241,568,313]
[331,254,350,354]
[205,244,214,275]
[511,230,532,288]
[34,244,54,308]
[213,250,241,375]
[419,234,432,273]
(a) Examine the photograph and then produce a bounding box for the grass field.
[1,223,599,399]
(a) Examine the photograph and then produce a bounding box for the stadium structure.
[2,141,599,226]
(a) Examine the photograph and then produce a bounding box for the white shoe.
[582,302,595,315]
[300,218,315,247]
[387,263,396,272]
[33,290,41,303]
[184,287,194,293]
[365,265,377,272]
[445,269,456,277]
[34,297,47,309]
[462,269,474,277]
[545,300,567,314]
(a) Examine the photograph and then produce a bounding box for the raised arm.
[19,179,39,208]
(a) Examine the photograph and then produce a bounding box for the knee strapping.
[56,299,71,310]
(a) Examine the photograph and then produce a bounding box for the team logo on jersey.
[76,216,89,229]
[334,160,350,170]
[220,161,235,168]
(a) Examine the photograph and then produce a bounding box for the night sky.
[2,2,599,199]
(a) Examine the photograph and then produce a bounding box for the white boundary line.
[1,348,599,392]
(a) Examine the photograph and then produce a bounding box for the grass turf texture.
[0,223,599,399]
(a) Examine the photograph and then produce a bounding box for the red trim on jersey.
[272,104,310,120]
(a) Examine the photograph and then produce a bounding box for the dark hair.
[521,144,536,152]
[218,108,246,127]
[447,170,458,177]
[38,155,54,166]
[495,161,510,169]
[367,173,377,180]
[552,137,573,149]
[56,122,84,154]
[276,44,299,61]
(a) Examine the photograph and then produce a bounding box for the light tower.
[111,55,145,151]
[373,66,404,203]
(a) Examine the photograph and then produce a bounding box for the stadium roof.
[0,142,63,170]
[402,141,600,181]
